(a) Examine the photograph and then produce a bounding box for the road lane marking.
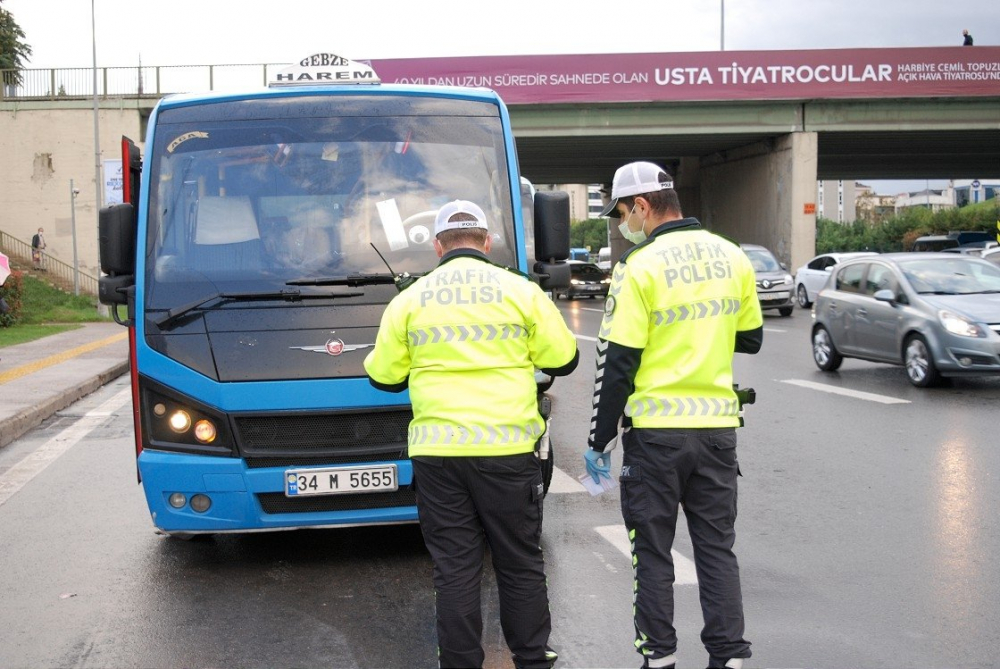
[595,524,699,585]
[579,308,605,313]
[547,466,587,494]
[0,387,132,508]
[781,379,910,404]
[0,331,128,385]
[574,334,598,342]
[763,327,787,333]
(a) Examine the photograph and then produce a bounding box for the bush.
[570,218,610,254]
[817,199,1000,253]
[0,272,24,327]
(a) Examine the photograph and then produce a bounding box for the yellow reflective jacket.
[598,222,763,429]
[365,250,578,457]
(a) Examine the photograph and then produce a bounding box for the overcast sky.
[5,0,997,193]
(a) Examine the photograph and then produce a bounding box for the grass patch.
[17,276,110,325]
[0,275,109,349]
[0,323,82,348]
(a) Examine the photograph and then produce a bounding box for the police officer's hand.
[584,448,612,484]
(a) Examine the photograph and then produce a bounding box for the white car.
[793,251,878,308]
[982,246,1000,268]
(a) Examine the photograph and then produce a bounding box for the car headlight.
[783,274,793,284]
[571,279,582,285]
[938,310,985,338]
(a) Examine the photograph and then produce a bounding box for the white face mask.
[617,203,647,244]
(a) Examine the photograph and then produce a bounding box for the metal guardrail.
[0,231,99,296]
[1,64,289,100]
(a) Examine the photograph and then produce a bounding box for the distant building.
[953,179,1000,207]
[816,180,862,223]
[588,185,605,218]
[854,183,896,222]
[894,184,956,214]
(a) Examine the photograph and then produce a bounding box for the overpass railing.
[1,64,289,100]
[0,231,99,296]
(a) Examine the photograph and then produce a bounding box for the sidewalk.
[0,322,129,449]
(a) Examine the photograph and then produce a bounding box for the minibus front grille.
[256,489,417,514]
[233,409,412,458]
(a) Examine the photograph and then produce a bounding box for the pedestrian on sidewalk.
[31,227,47,271]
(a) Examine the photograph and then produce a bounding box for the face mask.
[617,203,647,244]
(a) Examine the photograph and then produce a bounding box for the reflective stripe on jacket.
[365,252,578,457]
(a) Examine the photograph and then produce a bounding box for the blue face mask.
[617,203,647,244]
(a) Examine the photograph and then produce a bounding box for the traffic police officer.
[583,163,763,669]
[365,200,579,669]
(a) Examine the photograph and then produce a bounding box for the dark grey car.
[811,253,1000,387]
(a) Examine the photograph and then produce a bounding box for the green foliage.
[816,199,1000,253]
[2,272,107,324]
[0,271,23,327]
[570,218,610,254]
[0,1,33,87]
[16,274,107,325]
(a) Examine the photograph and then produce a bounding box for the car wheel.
[779,306,793,317]
[812,325,843,371]
[797,284,812,308]
[904,335,943,387]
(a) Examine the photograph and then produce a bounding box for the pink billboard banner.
[368,47,1000,104]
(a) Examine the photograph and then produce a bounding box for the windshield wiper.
[286,273,402,287]
[151,287,362,329]
[916,290,959,295]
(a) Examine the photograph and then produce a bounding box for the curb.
[0,360,130,450]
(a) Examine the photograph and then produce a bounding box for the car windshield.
[899,257,1000,294]
[572,264,606,280]
[144,96,516,311]
[745,249,781,273]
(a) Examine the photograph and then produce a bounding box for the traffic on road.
[1,296,998,669]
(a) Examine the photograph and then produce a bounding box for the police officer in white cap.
[365,200,578,669]
[585,163,763,669]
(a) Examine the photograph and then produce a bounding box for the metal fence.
[0,231,99,296]
[1,64,289,100]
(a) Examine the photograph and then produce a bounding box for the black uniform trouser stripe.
[620,428,751,665]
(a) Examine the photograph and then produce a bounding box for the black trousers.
[412,453,554,669]
[619,427,752,668]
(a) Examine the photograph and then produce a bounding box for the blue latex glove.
[584,448,612,484]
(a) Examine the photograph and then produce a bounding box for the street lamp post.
[70,179,80,296]
[721,0,726,51]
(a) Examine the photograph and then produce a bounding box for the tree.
[0,0,32,88]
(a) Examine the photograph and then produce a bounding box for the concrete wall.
[699,132,818,272]
[0,102,143,275]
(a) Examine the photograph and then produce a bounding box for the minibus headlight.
[169,410,192,433]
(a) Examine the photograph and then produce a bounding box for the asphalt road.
[1,299,998,669]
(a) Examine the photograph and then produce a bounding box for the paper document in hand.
[578,473,618,496]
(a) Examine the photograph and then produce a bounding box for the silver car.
[811,253,1000,387]
[740,244,794,316]
[793,251,878,308]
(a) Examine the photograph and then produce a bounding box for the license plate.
[766,291,790,299]
[584,285,600,290]
[285,464,398,497]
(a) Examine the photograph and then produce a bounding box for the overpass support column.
[699,132,817,272]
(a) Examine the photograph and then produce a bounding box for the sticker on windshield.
[376,199,409,251]
[167,131,209,153]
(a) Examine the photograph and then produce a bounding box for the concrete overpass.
[2,47,998,275]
